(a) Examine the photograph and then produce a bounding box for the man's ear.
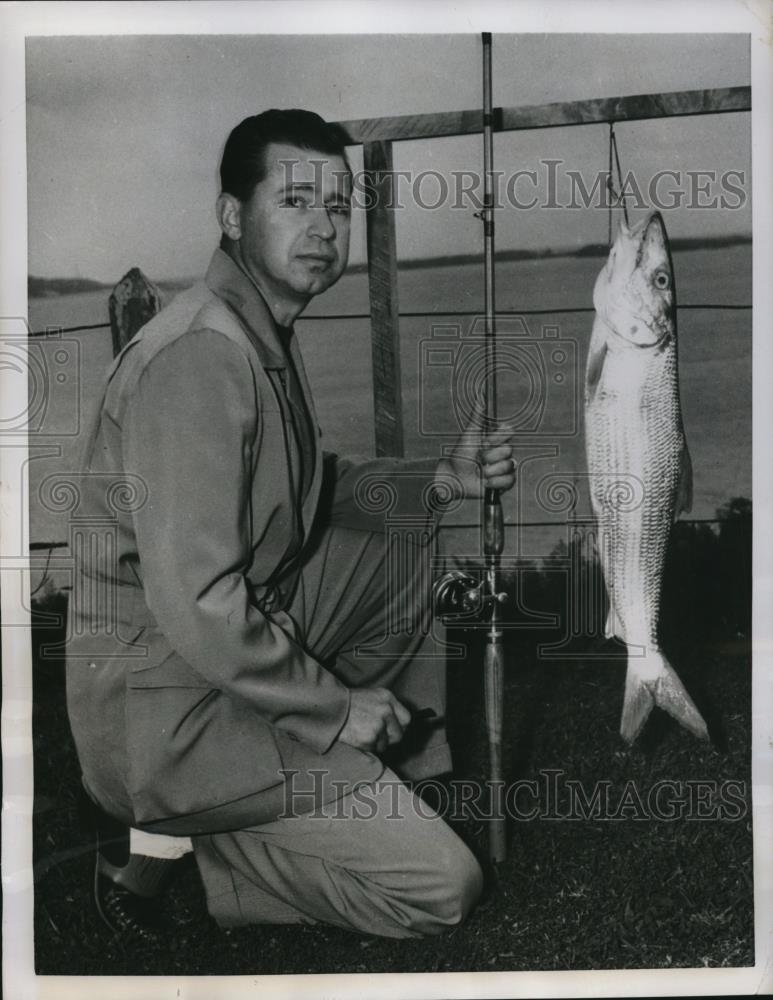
[216,193,242,242]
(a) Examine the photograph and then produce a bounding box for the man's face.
[234,142,351,312]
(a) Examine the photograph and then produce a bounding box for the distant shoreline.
[348,233,752,275]
[29,233,751,297]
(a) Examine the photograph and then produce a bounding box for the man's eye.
[329,204,351,217]
[283,196,306,208]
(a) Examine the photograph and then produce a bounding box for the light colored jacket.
[66,249,438,834]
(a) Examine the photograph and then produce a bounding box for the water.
[25,245,751,586]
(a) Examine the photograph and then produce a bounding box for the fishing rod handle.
[483,487,504,557]
[483,634,507,863]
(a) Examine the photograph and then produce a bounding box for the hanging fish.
[584,210,708,744]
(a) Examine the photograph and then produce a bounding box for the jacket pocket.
[126,633,212,689]
[125,684,287,828]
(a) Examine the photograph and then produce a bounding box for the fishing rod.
[431,32,508,864]
[480,30,507,865]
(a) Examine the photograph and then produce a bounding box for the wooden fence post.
[363,140,404,458]
[109,267,162,358]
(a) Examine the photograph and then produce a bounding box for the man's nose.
[307,207,336,240]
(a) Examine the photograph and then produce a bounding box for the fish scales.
[584,210,708,743]
[589,340,682,641]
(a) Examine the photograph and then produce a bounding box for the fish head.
[593,210,675,348]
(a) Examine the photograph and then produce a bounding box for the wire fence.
[26,516,736,554]
[28,301,752,338]
[27,514,745,600]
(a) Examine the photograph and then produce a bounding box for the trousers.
[193,768,483,938]
[148,521,482,936]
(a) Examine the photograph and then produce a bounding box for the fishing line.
[611,126,630,227]
[608,123,614,246]
[607,122,631,244]
[30,543,55,597]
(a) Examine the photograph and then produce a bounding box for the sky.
[25,32,751,282]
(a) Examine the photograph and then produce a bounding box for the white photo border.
[2,2,771,998]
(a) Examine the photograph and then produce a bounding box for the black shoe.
[77,785,183,941]
[94,871,172,942]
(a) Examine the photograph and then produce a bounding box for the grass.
[31,513,753,974]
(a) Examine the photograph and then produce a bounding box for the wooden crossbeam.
[337,86,750,145]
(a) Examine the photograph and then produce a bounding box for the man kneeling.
[66,109,515,939]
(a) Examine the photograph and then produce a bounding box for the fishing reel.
[432,569,508,620]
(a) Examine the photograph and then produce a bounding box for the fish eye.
[653,270,670,290]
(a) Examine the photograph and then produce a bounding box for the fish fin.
[585,323,608,403]
[620,650,708,743]
[604,602,623,640]
[653,656,708,740]
[620,662,655,744]
[676,445,693,517]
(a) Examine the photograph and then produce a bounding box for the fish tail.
[604,602,623,640]
[620,659,656,743]
[620,649,709,744]
[652,654,709,741]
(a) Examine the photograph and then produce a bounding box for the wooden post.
[363,140,404,457]
[108,267,162,358]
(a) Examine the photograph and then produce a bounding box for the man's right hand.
[337,688,412,755]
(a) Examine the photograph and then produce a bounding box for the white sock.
[129,828,194,860]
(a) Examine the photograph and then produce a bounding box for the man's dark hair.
[219,109,351,202]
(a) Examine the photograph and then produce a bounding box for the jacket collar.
[205,248,323,534]
[205,248,290,370]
